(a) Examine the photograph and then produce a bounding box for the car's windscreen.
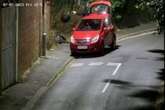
[77,19,101,31]
[91,4,109,14]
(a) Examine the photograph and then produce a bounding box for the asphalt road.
[32,33,164,110]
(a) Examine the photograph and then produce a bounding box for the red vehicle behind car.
[89,0,112,14]
[70,13,116,56]
[81,0,112,16]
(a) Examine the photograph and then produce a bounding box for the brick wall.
[18,0,42,77]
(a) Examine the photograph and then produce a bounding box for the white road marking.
[118,31,157,42]
[107,63,122,75]
[70,63,84,67]
[102,63,122,93]
[102,83,110,93]
[88,62,104,66]
[112,63,122,76]
[107,62,119,66]
[117,28,155,39]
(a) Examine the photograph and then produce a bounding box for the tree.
[110,0,164,27]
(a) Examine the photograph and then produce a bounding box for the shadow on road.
[148,49,164,81]
[129,105,156,110]
[103,49,164,110]
[128,89,160,103]
[103,79,132,86]
[148,49,164,110]
[157,69,165,81]
[103,78,161,110]
[128,49,164,110]
[103,79,160,89]
[148,49,165,55]
[148,49,165,61]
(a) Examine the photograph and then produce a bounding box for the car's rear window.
[77,19,101,31]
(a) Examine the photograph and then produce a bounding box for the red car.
[70,13,116,56]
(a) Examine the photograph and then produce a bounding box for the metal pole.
[0,7,2,94]
[42,0,47,56]
[39,0,43,56]
[15,6,19,82]
[42,32,47,56]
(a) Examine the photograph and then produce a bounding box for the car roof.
[89,0,112,7]
[82,13,110,20]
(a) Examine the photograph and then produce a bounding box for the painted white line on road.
[107,62,119,66]
[117,28,156,39]
[118,31,157,42]
[70,62,122,68]
[70,63,84,67]
[102,82,110,93]
[102,63,122,93]
[88,62,104,66]
[112,63,122,76]
[107,63,122,75]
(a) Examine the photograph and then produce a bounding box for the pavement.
[0,22,158,110]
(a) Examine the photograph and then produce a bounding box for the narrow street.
[0,1,164,110]
[31,33,164,110]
